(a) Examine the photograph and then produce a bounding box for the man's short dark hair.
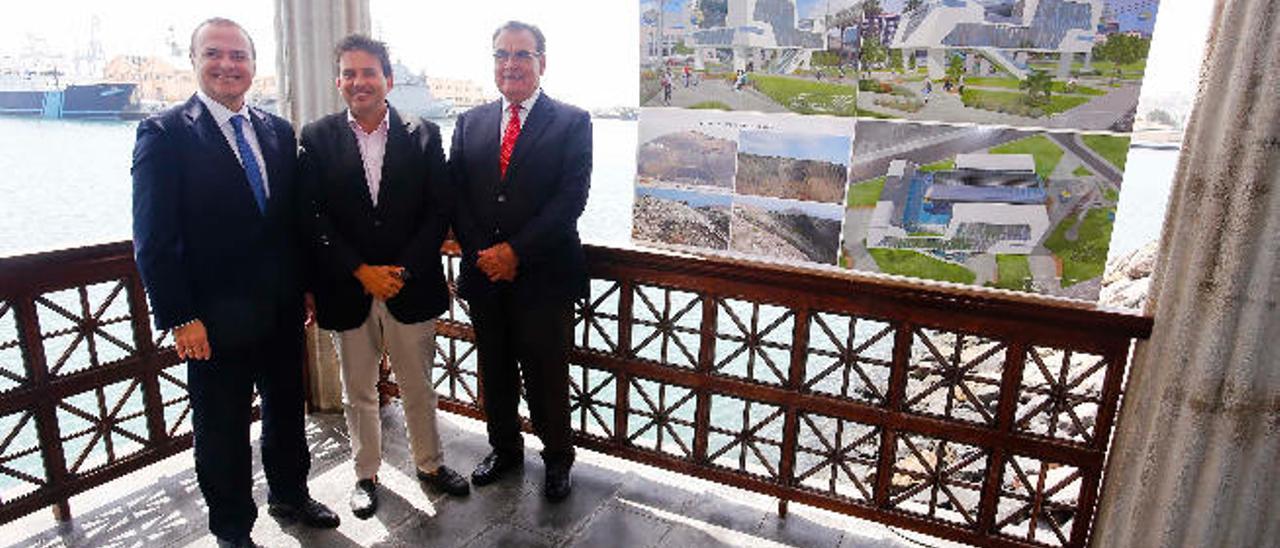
[189,17,256,60]
[334,34,393,78]
[492,20,545,54]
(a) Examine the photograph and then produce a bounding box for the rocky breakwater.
[632,194,730,249]
[1098,240,1157,310]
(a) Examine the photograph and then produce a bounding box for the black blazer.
[448,93,592,304]
[131,95,304,350]
[298,107,451,331]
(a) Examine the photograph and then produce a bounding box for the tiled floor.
[2,406,961,547]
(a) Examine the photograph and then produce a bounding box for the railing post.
[874,321,914,509]
[776,307,811,518]
[128,276,167,444]
[977,340,1028,536]
[14,297,71,521]
[613,279,634,446]
[691,293,717,463]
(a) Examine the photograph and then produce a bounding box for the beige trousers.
[332,300,442,480]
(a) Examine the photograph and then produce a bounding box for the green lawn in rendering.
[1081,134,1131,171]
[963,77,1105,96]
[751,74,858,116]
[992,254,1033,291]
[688,101,732,110]
[1044,207,1116,287]
[960,88,1092,117]
[868,248,977,284]
[1025,60,1147,80]
[990,135,1065,179]
[847,177,886,207]
[917,158,956,172]
[1073,165,1093,177]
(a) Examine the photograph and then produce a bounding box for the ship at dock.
[0,76,141,120]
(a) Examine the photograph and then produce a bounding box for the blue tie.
[229,115,267,214]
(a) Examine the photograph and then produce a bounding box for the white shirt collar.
[196,89,251,126]
[346,104,391,134]
[501,88,541,114]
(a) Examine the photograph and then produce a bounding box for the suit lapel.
[505,94,555,182]
[378,107,410,209]
[335,114,376,213]
[474,101,502,189]
[184,97,261,216]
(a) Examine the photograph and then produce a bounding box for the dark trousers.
[187,325,310,540]
[469,293,575,465]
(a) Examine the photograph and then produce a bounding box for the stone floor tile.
[566,500,673,548]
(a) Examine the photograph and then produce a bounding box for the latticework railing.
[419,246,1152,548]
[0,242,188,523]
[0,242,1152,548]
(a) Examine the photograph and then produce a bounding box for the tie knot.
[230,114,246,131]
[508,103,521,115]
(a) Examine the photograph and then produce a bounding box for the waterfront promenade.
[1,407,945,548]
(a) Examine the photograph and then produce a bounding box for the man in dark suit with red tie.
[131,18,337,547]
[449,20,592,502]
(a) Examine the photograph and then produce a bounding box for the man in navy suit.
[298,34,470,520]
[449,20,592,502]
[131,18,338,547]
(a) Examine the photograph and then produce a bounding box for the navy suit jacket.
[298,107,451,331]
[449,93,592,304]
[131,95,304,350]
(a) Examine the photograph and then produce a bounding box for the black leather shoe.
[267,496,341,528]
[471,451,523,486]
[418,465,471,496]
[216,535,261,548]
[349,479,378,520]
[544,461,572,502]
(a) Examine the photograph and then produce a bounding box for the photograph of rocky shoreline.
[632,186,731,250]
[636,130,736,189]
[735,130,851,203]
[730,195,843,264]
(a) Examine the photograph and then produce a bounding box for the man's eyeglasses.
[493,50,541,63]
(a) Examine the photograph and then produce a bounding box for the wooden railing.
[425,246,1152,548]
[0,242,186,524]
[0,242,1152,547]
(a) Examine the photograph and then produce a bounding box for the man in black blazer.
[298,34,469,520]
[131,18,337,548]
[449,20,592,502]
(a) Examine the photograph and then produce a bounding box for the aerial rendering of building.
[867,153,1050,257]
[890,0,1105,79]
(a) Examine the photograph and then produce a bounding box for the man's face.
[337,50,392,119]
[493,29,544,104]
[191,23,255,110]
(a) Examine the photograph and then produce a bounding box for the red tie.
[499,103,521,178]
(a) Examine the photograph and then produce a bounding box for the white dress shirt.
[195,90,270,197]
[500,88,541,143]
[347,106,391,207]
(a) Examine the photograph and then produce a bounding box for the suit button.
[494,228,501,236]
[497,194,506,203]
[374,220,383,227]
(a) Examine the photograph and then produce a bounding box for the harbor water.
[0,114,1177,494]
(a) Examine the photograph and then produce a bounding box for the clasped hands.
[355,264,406,300]
[476,242,518,282]
[174,319,212,361]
